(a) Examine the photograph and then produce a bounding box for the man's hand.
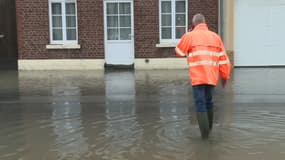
[221,79,227,88]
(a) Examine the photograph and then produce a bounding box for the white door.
[104,0,134,66]
[234,0,285,66]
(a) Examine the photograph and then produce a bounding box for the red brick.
[16,0,219,59]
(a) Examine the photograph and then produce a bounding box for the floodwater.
[0,68,285,160]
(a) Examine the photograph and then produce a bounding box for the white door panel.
[234,0,285,66]
[104,0,134,65]
[105,42,134,65]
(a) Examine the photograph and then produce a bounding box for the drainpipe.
[219,0,224,40]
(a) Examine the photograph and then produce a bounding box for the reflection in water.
[233,68,285,103]
[0,71,19,101]
[101,71,143,160]
[51,86,88,160]
[0,69,285,160]
[0,71,22,159]
[156,83,192,160]
[0,105,24,160]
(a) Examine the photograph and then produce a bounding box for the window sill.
[155,43,177,48]
[46,44,81,49]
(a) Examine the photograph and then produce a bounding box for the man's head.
[192,13,206,27]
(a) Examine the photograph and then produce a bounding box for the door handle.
[0,35,4,38]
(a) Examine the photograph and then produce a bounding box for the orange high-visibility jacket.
[175,23,231,86]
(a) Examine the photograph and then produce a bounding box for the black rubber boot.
[207,108,214,131]
[197,112,210,139]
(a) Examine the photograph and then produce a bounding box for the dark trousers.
[192,84,215,112]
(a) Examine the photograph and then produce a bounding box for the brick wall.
[188,0,219,32]
[134,0,159,58]
[16,0,219,59]
[16,0,104,59]
[135,0,219,58]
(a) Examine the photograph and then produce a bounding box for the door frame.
[0,0,18,70]
[103,0,135,68]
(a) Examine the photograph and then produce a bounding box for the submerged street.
[0,68,285,160]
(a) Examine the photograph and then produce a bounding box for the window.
[106,2,132,40]
[49,0,78,44]
[159,0,187,43]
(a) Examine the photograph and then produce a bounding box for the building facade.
[3,0,284,70]
[222,0,285,67]
[15,0,219,70]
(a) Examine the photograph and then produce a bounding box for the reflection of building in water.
[51,86,88,159]
[157,83,193,159]
[17,72,53,160]
[102,71,143,159]
[0,105,24,160]
[159,83,190,122]
[0,71,19,101]
[105,71,136,118]
[0,73,19,157]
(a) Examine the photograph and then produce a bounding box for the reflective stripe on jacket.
[175,23,231,86]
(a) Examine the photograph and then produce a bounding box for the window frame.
[105,2,133,42]
[48,0,78,45]
[159,0,188,43]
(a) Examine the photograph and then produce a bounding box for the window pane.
[66,16,76,27]
[161,28,171,39]
[107,29,119,40]
[52,3,62,15]
[120,28,131,40]
[161,15,171,26]
[119,3,130,14]
[53,29,63,40]
[52,16,62,27]
[66,3,76,14]
[176,27,186,39]
[161,1,171,13]
[107,3,118,14]
[67,29,76,40]
[176,1,185,13]
[120,16,131,27]
[176,14,185,26]
[107,16,118,27]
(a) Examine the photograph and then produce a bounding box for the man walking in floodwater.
[175,13,231,139]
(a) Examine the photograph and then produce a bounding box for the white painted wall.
[234,0,285,66]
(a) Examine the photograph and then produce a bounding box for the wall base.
[135,58,188,70]
[18,59,105,70]
[18,56,235,70]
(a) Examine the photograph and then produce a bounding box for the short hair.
[192,13,206,26]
